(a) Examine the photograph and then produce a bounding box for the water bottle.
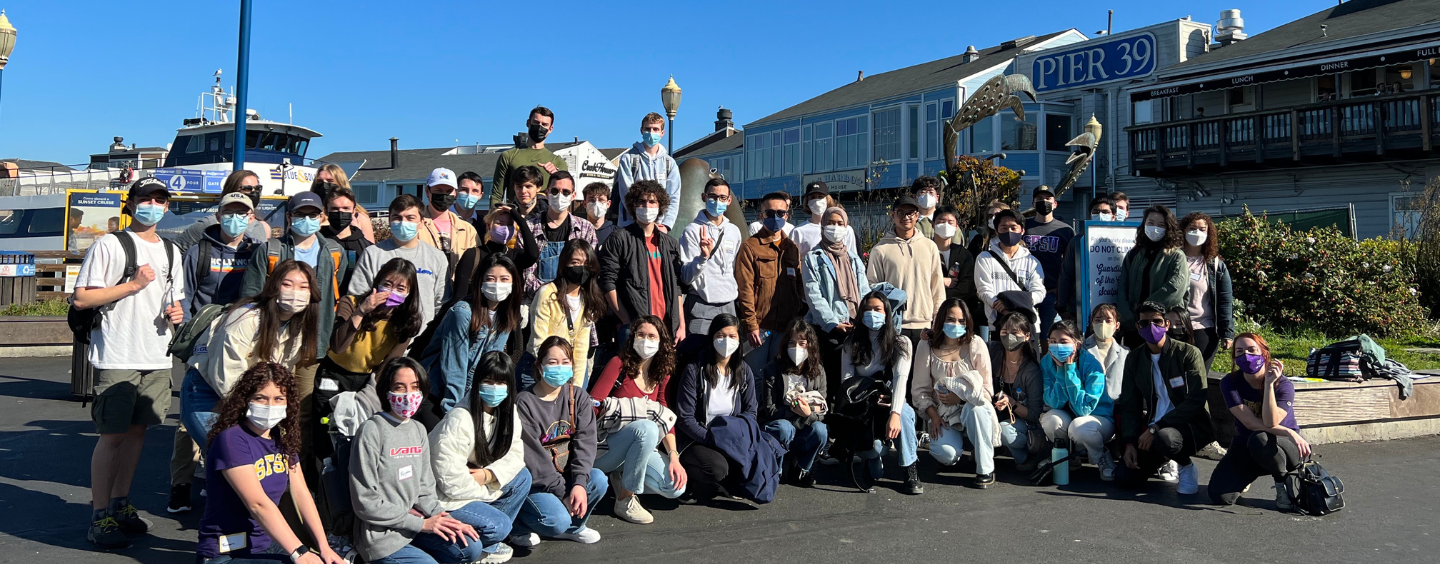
[1052,438,1070,486]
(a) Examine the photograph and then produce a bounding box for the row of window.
[180,131,310,156]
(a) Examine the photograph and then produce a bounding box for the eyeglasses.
[762,209,788,219]
[896,209,920,219]
[549,188,574,196]
[704,194,731,203]
[292,211,321,219]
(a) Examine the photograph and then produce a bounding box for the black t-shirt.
[542,215,572,243]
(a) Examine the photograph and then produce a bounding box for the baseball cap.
[127,177,171,201]
[219,192,254,211]
[892,194,920,211]
[1032,185,1056,199]
[804,181,829,197]
[287,191,323,213]
[427,168,457,188]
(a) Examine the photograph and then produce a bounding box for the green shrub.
[0,298,70,317]
[1216,208,1429,338]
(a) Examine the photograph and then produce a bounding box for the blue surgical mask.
[1049,343,1076,363]
[705,198,728,217]
[763,215,787,233]
[220,213,250,238]
[943,322,967,339]
[642,131,663,148]
[290,216,320,237]
[456,192,481,211]
[541,365,573,387]
[132,203,166,226]
[478,384,508,407]
[390,220,418,242]
[861,310,886,331]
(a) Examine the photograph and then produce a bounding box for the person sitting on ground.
[988,311,1045,471]
[1209,333,1310,510]
[421,254,523,417]
[1038,320,1116,481]
[428,351,533,563]
[758,319,830,488]
[840,289,922,494]
[673,314,761,503]
[912,297,998,488]
[195,362,343,564]
[1115,301,1216,494]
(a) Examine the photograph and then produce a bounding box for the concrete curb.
[0,345,71,358]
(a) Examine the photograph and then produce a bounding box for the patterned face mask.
[388,391,423,419]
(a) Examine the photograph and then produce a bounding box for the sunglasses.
[238,185,260,192]
[1137,319,1168,327]
[762,209,788,219]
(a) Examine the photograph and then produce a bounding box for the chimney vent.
[1216,9,1247,46]
[961,45,980,63]
[857,70,864,82]
[389,137,399,169]
[715,107,734,132]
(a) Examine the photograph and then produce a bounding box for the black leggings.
[814,324,847,407]
[1208,433,1301,505]
[1192,326,1220,369]
[680,443,744,501]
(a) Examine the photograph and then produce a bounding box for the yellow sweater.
[527,283,592,385]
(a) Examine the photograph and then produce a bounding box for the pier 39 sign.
[1032,33,1156,92]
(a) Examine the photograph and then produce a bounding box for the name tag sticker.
[786,267,796,276]
[218,532,247,553]
[1168,377,1185,389]
[318,378,339,392]
[399,465,414,481]
[1190,272,1202,281]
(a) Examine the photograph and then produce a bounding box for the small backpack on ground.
[1287,458,1345,516]
[168,303,231,362]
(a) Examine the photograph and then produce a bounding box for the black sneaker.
[1015,458,1038,473]
[87,516,130,549]
[903,463,924,495]
[167,484,192,514]
[793,469,817,488]
[113,503,151,537]
[975,473,995,489]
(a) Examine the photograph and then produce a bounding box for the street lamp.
[0,10,18,124]
[660,75,682,155]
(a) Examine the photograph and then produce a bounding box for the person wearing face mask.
[417,168,479,274]
[966,200,1011,259]
[790,181,858,255]
[422,254,525,415]
[321,186,374,293]
[451,203,540,304]
[1115,301,1215,494]
[529,240,603,385]
[974,209,1046,333]
[912,298,998,488]
[867,195,946,348]
[1057,196,1116,323]
[987,311,1045,472]
[73,178,187,548]
[174,170,273,251]
[522,172,597,302]
[911,176,943,238]
[194,362,343,564]
[352,358,483,563]
[1038,320,1116,482]
[1111,191,1131,223]
[615,112,683,231]
[1082,303,1130,403]
[313,163,377,243]
[491,106,568,208]
[428,351,533,563]
[599,180,687,344]
[453,171,487,230]
[932,206,981,332]
[673,314,768,504]
[512,337,607,546]
[1179,212,1234,368]
[801,206,870,407]
[1023,186,1074,338]
[588,315,688,523]
[836,288,921,494]
[581,182,616,248]
[347,195,450,327]
[678,178,744,356]
[1116,205,1188,348]
[1209,333,1308,509]
[736,191,806,378]
[758,319,829,488]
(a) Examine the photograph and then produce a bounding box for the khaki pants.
[169,424,200,485]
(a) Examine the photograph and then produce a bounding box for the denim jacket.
[800,247,870,332]
[420,301,511,413]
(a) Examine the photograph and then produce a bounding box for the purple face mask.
[383,290,408,308]
[1235,353,1266,375]
[490,224,512,243]
[1140,321,1168,345]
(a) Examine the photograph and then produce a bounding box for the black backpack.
[1306,339,1366,381]
[67,232,177,344]
[1287,458,1345,516]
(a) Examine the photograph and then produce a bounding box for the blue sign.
[149,168,226,193]
[1032,33,1156,92]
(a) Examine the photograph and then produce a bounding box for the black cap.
[287,191,323,212]
[127,177,170,201]
[892,194,919,211]
[804,181,829,197]
[1032,185,1055,199]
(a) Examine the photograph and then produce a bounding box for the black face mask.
[1035,200,1054,216]
[327,211,353,231]
[528,123,549,143]
[245,191,262,210]
[561,265,589,286]
[1167,328,1189,341]
[314,181,338,202]
[431,192,456,210]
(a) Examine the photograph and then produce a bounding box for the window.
[925,103,939,160]
[873,108,901,163]
[713,156,738,182]
[1349,69,1378,97]
[27,207,64,235]
[207,134,221,152]
[1001,112,1037,151]
[1045,114,1073,152]
[908,106,920,161]
[971,116,995,153]
[783,128,801,175]
[812,121,833,173]
[184,136,204,154]
[835,116,867,169]
[770,131,784,178]
[1133,100,1154,124]
[747,134,767,179]
[803,125,813,173]
[224,131,234,149]
[1392,194,1421,239]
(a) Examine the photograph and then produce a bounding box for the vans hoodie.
[180,224,260,319]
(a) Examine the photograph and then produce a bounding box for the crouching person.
[1208,333,1309,510]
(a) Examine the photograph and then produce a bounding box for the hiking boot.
[1177,463,1199,495]
[166,484,192,514]
[1096,451,1117,482]
[613,494,653,524]
[903,463,924,495]
[1273,482,1294,511]
[87,515,130,549]
[974,473,995,489]
[1015,458,1038,473]
[113,503,151,537]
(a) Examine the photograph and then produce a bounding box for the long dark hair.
[1180,211,1219,260]
[361,258,424,341]
[997,311,1039,368]
[777,318,822,384]
[703,314,743,391]
[1166,305,1195,345]
[849,290,899,368]
[619,314,674,393]
[467,253,522,338]
[929,297,976,351]
[1135,204,1183,252]
[555,239,604,324]
[375,357,430,412]
[207,362,300,459]
[231,260,319,366]
[467,351,515,467]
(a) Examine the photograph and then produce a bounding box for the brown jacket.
[735,233,805,334]
[417,211,479,259]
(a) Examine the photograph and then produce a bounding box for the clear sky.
[0,0,1326,166]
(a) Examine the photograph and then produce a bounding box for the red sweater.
[590,356,673,433]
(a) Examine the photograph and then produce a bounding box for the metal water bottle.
[1052,438,1070,486]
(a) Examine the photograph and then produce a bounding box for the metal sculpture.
[1053,115,1103,198]
[942,73,1037,170]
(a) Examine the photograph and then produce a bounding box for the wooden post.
[1155,125,1166,172]
[1332,106,1343,159]
[1219,119,1229,167]
[1421,94,1433,152]
[1291,110,1301,162]
[1376,100,1386,156]
[1256,115,1266,164]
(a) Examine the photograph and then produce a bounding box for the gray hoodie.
[349,412,441,562]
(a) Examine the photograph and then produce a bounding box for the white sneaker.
[1158,460,1179,483]
[1096,451,1117,482]
[507,533,540,548]
[553,526,601,544]
[479,543,514,563]
[1177,463,1199,495]
[613,494,654,524]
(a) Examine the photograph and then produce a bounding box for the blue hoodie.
[181,224,261,320]
[1040,349,1113,420]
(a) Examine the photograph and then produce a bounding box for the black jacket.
[674,355,757,452]
[757,359,827,427]
[1116,338,1215,447]
[598,223,685,335]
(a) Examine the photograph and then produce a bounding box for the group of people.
[74,107,1312,564]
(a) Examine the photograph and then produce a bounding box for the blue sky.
[0,1,1328,166]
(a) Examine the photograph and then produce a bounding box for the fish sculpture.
[942,74,1037,169]
[1053,115,1103,198]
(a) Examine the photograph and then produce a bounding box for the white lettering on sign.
[1231,75,1255,85]
[1032,33,1155,92]
[1321,61,1350,72]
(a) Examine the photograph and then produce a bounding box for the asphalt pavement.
[1,356,1436,564]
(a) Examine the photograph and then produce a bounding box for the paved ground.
[1,356,1436,564]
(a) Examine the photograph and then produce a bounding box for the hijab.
[821,207,861,319]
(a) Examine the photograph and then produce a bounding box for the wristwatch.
[290,545,311,563]
[1147,424,1160,436]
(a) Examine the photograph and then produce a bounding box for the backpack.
[67,232,177,344]
[1286,458,1345,516]
[167,303,231,362]
[1306,338,1368,381]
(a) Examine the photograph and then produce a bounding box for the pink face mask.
[388,391,423,419]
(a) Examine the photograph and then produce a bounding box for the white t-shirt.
[706,371,736,424]
[565,294,583,325]
[791,221,859,256]
[1149,353,1174,425]
[75,231,187,370]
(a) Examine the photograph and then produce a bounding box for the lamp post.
[660,76,682,155]
[0,10,18,125]
[232,0,253,171]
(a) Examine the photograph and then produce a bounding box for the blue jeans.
[197,543,288,564]
[1000,419,1032,464]
[926,404,998,475]
[420,468,532,561]
[763,420,829,472]
[1037,293,1058,337]
[592,421,685,498]
[857,404,918,478]
[180,368,221,453]
[515,468,608,537]
[369,544,441,564]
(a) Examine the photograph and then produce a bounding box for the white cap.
[427,167,457,188]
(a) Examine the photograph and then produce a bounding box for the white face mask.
[917,193,938,210]
[787,346,808,365]
[822,225,848,243]
[482,282,512,302]
[635,206,660,224]
[1115,208,1129,222]
[1185,229,1208,247]
[1095,213,1114,222]
[808,198,828,216]
[714,337,739,358]
[550,193,573,210]
[633,337,660,359]
[933,222,957,239]
[1144,225,1167,242]
[277,289,309,313]
[586,201,608,218]
[246,402,286,431]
